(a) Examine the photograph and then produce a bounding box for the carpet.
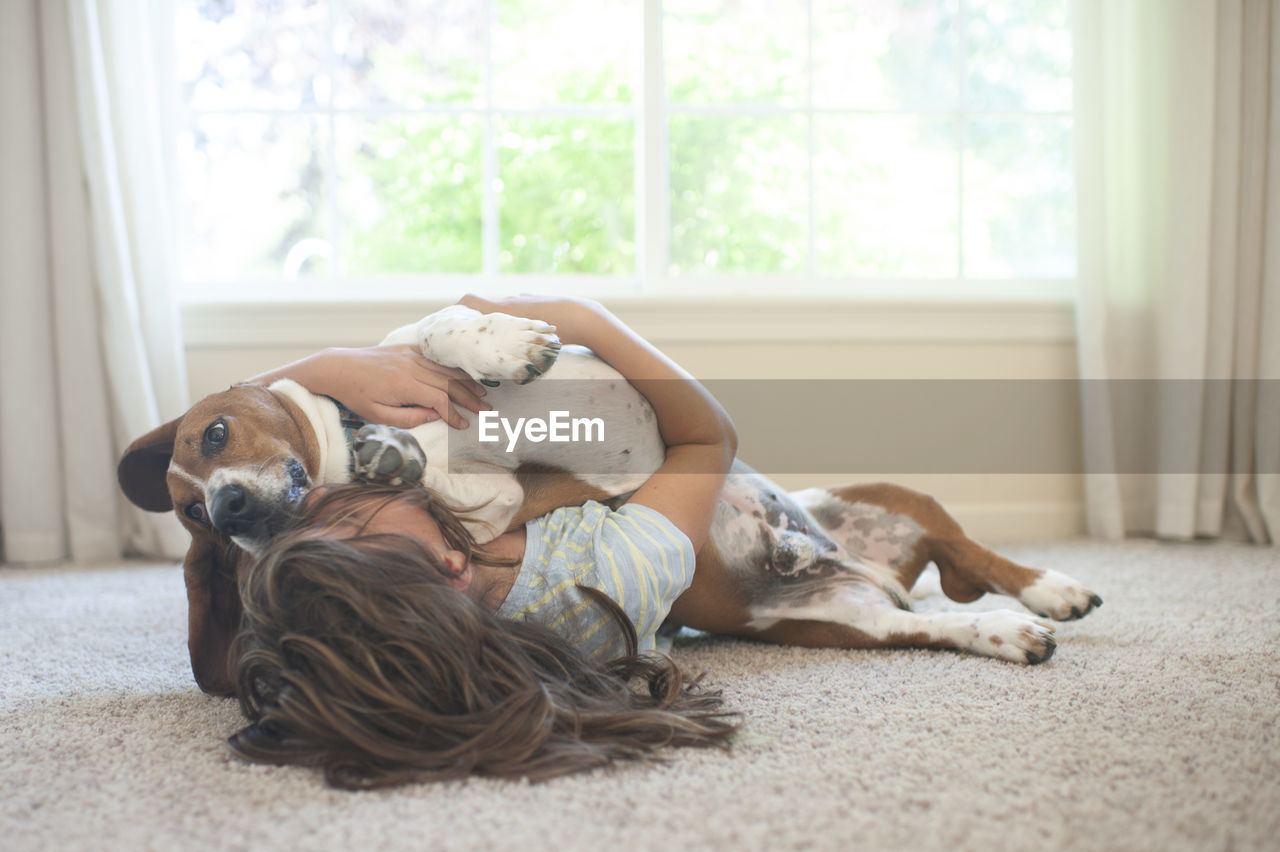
[2,539,1277,851]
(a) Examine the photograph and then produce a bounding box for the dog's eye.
[204,420,227,449]
[185,503,207,523]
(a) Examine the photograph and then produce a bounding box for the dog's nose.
[209,483,257,537]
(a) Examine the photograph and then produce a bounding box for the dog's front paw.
[352,424,426,486]
[422,309,561,386]
[1017,569,1102,622]
[971,610,1057,665]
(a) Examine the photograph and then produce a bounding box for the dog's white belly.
[711,470,867,574]
[789,487,925,569]
[410,346,661,488]
[399,344,662,540]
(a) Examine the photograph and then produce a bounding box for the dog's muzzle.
[209,459,310,543]
[209,483,269,540]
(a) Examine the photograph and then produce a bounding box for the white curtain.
[0,0,189,563]
[1075,0,1280,542]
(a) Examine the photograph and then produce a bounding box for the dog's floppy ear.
[184,540,245,696]
[118,418,181,512]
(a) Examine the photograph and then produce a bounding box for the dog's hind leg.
[747,586,1058,665]
[683,480,1062,663]
[929,537,1102,622]
[794,482,1101,622]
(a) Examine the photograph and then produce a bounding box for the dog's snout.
[221,484,248,514]
[209,483,257,537]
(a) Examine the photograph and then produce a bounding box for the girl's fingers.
[439,381,489,414]
[375,405,437,430]
[409,369,488,414]
[377,403,469,430]
[410,352,488,402]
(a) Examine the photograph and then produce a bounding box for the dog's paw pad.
[973,610,1057,665]
[1017,569,1102,622]
[352,424,426,486]
[428,312,561,385]
[514,337,561,384]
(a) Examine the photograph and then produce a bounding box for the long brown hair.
[228,484,737,789]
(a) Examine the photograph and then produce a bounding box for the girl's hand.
[295,345,489,429]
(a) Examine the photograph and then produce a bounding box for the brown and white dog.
[118,306,1100,695]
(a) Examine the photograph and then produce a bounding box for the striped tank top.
[495,501,695,661]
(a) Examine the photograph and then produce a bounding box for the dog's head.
[119,384,321,552]
[118,383,322,694]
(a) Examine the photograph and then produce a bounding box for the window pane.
[177,0,329,110]
[179,116,330,280]
[334,0,484,107]
[669,116,807,274]
[966,0,1072,111]
[496,119,635,273]
[337,116,482,274]
[964,118,1074,277]
[492,0,638,106]
[171,1,1076,291]
[665,0,807,105]
[813,0,958,109]
[817,117,958,277]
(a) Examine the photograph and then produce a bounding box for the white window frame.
[178,0,1077,336]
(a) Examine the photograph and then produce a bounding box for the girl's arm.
[243,345,490,430]
[458,294,736,552]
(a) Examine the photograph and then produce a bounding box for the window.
[174,0,1074,300]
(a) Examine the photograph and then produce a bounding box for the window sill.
[180,295,1077,348]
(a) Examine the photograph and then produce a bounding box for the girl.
[230,295,740,788]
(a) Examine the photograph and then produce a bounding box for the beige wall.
[183,300,1085,542]
[661,339,1085,542]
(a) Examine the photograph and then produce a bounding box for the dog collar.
[323,396,367,450]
